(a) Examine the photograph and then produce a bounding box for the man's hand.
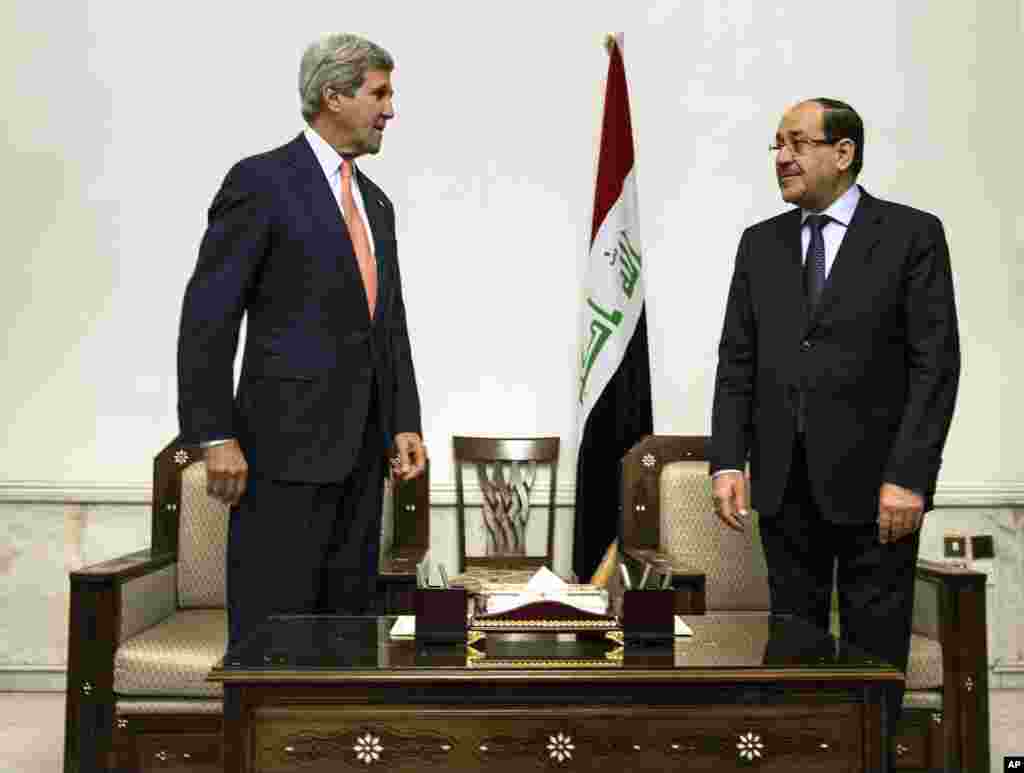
[204,440,248,506]
[878,482,925,544]
[392,432,427,481]
[712,471,749,532]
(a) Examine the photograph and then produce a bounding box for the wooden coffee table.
[209,613,901,772]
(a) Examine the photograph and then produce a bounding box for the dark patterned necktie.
[804,214,830,311]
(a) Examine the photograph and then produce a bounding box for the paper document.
[390,615,415,639]
[525,566,568,592]
[674,616,693,637]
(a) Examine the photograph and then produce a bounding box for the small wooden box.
[414,588,468,643]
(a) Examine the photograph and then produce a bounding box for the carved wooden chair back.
[451,436,560,582]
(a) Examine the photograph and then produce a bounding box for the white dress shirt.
[302,125,377,255]
[800,182,861,276]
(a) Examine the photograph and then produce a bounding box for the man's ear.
[321,86,343,115]
[835,138,856,173]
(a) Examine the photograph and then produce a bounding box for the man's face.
[774,101,846,211]
[327,69,395,156]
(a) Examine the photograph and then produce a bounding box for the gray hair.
[298,34,394,122]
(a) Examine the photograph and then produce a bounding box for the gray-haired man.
[177,33,426,648]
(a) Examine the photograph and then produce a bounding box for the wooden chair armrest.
[65,549,178,773]
[912,556,990,772]
[70,549,176,587]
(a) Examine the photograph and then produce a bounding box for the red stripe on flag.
[590,40,635,248]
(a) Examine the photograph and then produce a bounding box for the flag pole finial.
[604,34,617,55]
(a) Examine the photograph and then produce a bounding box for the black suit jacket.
[177,134,421,483]
[710,188,960,522]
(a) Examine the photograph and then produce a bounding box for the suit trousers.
[758,435,921,726]
[225,388,385,649]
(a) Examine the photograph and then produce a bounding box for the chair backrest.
[152,438,427,610]
[152,440,229,609]
[452,436,559,575]
[621,435,770,612]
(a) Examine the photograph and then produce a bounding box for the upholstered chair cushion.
[114,609,226,697]
[177,462,229,609]
[659,461,771,611]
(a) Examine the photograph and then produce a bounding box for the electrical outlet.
[944,535,966,558]
[971,535,994,559]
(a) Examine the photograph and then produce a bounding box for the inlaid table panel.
[250,704,865,772]
[209,614,901,773]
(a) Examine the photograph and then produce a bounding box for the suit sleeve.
[388,231,422,437]
[177,162,270,445]
[883,215,961,495]
[710,229,757,474]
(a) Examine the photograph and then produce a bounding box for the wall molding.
[0,667,67,692]
[1,480,1022,507]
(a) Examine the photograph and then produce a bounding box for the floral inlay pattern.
[547,733,575,762]
[737,732,764,761]
[353,733,383,764]
[173,449,190,465]
[642,453,656,468]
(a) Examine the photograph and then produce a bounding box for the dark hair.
[811,98,864,178]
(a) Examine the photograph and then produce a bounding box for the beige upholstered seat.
[114,609,227,698]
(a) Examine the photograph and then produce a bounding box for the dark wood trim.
[69,549,175,586]
[152,438,200,557]
[452,436,560,462]
[390,458,429,552]
[63,575,120,773]
[621,435,709,551]
[957,577,990,773]
[111,713,223,772]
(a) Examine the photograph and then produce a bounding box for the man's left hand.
[392,432,427,481]
[878,482,925,544]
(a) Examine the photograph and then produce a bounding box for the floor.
[1,690,1022,772]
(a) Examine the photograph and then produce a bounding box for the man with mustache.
[177,33,426,649]
[709,98,960,740]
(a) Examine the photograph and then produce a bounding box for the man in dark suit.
[710,98,960,728]
[177,33,426,648]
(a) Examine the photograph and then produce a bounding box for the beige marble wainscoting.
[0,500,150,690]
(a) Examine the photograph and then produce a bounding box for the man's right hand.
[712,471,749,532]
[205,440,248,506]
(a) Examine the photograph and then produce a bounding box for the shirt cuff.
[711,469,743,479]
[199,438,233,449]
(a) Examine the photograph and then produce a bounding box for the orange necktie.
[339,159,377,319]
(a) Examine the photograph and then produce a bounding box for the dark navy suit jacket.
[177,134,421,483]
[710,189,960,522]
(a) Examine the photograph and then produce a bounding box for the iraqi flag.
[572,34,653,582]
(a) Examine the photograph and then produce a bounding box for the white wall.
[2,0,1021,491]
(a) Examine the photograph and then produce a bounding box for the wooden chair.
[618,434,991,773]
[63,438,428,773]
[449,436,561,590]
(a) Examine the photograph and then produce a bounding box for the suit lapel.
[283,135,371,306]
[771,209,808,326]
[807,190,883,332]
